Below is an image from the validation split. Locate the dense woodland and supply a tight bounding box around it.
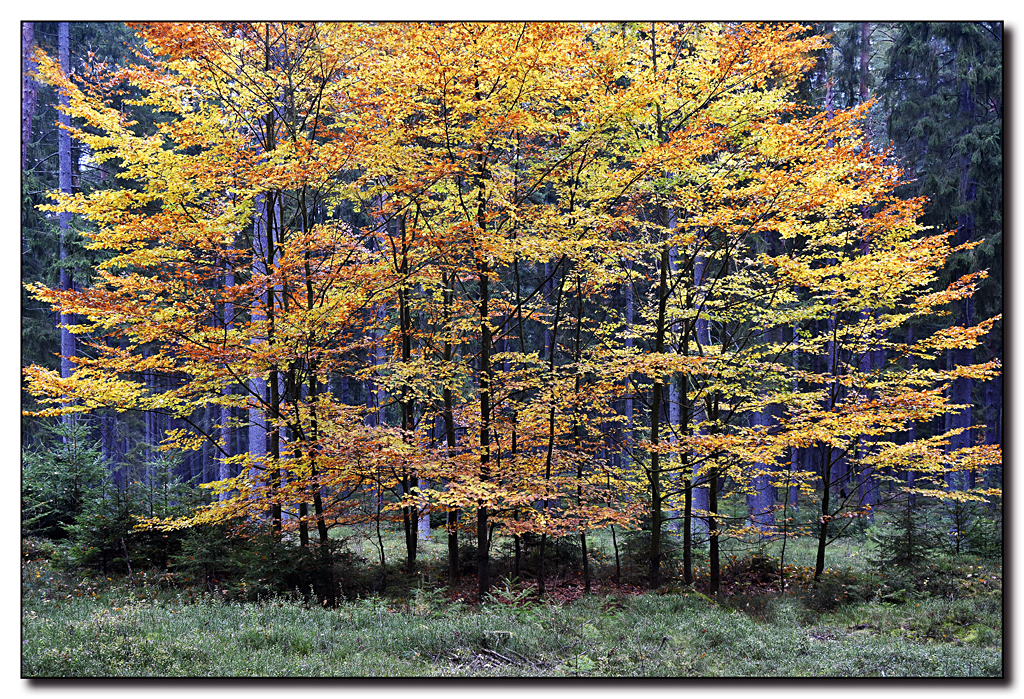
[22,22,1002,612]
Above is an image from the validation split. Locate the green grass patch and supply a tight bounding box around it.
[23,509,1002,678]
[23,558,1001,677]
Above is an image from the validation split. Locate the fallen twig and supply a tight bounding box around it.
[479,647,515,665]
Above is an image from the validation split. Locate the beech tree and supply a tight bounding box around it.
[26,24,386,584]
[24,21,1000,600]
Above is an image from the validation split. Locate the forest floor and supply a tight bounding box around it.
[21,531,1002,678]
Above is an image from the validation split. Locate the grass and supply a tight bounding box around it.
[22,525,1003,677]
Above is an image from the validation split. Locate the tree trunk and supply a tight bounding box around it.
[219,264,235,499]
[265,204,282,537]
[859,23,871,109]
[201,404,212,483]
[984,370,1001,497]
[538,262,568,598]
[682,476,693,585]
[398,218,418,571]
[418,478,431,541]
[476,254,492,599]
[441,271,461,583]
[22,22,37,170]
[573,270,590,594]
[789,325,801,511]
[249,195,269,518]
[746,406,776,537]
[665,242,681,535]
[648,241,670,590]
[58,23,75,386]
[690,244,711,538]
[647,31,671,590]
[814,443,834,581]
[947,298,974,492]
[365,303,387,427]
[707,462,720,594]
[623,265,634,469]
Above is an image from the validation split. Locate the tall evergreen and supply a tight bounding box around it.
[881,22,1002,489]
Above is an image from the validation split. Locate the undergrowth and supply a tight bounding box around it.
[22,545,1001,677]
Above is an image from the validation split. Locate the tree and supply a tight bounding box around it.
[22,418,107,540]
[880,22,1003,496]
[24,21,1001,600]
[57,22,76,389]
[22,22,38,170]
[27,24,386,585]
[22,22,165,476]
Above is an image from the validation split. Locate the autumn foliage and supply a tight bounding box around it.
[26,22,1000,597]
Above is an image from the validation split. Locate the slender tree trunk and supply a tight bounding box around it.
[623,266,634,469]
[397,215,418,572]
[648,241,670,590]
[303,249,334,601]
[665,243,681,535]
[813,297,845,580]
[708,460,720,594]
[647,32,671,590]
[538,262,568,598]
[443,388,460,582]
[537,252,556,599]
[948,303,974,492]
[99,411,114,484]
[477,257,492,599]
[859,23,871,108]
[789,325,801,510]
[984,369,1001,497]
[511,259,528,581]
[572,270,591,595]
[691,244,711,538]
[476,183,493,599]
[142,348,155,481]
[365,303,387,427]
[201,404,212,483]
[418,479,431,541]
[814,443,834,581]
[249,196,269,522]
[682,474,693,585]
[58,23,75,386]
[542,261,554,357]
[441,272,460,583]
[265,196,282,537]
[219,264,235,499]
[22,22,37,170]
[746,406,777,537]
[677,306,694,582]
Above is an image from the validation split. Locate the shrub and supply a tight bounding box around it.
[798,569,877,614]
[64,483,137,575]
[171,523,368,604]
[519,533,582,573]
[721,551,779,587]
[22,419,107,540]
[67,453,204,575]
[870,495,942,570]
[22,419,208,576]
[618,529,680,583]
[958,504,1002,559]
